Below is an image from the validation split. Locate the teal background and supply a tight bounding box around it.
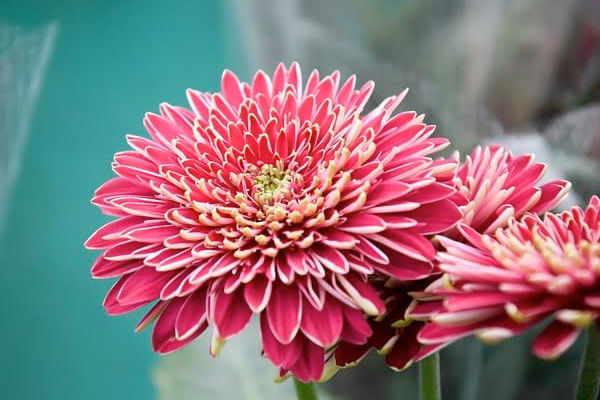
[0,2,228,399]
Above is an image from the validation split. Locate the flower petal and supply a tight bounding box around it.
[532,320,580,359]
[289,336,325,382]
[266,283,302,344]
[260,314,302,369]
[300,298,343,347]
[210,288,253,340]
[243,275,272,313]
[175,289,209,340]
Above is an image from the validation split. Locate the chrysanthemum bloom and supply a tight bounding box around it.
[419,196,600,360]
[447,145,570,237]
[335,145,570,370]
[85,63,461,382]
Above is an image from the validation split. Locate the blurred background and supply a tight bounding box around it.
[1,0,599,399]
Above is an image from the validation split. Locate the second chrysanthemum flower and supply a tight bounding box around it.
[420,196,600,360]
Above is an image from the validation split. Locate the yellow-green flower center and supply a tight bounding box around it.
[253,164,291,203]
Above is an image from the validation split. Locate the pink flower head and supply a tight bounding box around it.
[420,196,600,360]
[448,145,570,236]
[335,145,571,370]
[85,63,460,382]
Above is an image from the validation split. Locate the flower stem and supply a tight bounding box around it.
[294,379,319,400]
[576,324,600,400]
[419,352,442,400]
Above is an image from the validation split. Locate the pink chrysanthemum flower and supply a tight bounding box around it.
[85,63,460,382]
[447,145,570,236]
[419,196,600,360]
[335,145,571,370]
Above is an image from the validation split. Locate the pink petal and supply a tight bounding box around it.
[91,258,143,279]
[289,336,325,382]
[154,248,195,272]
[338,274,385,316]
[144,112,180,146]
[117,267,177,305]
[135,301,168,332]
[365,181,413,207]
[175,289,208,340]
[418,316,535,345]
[334,340,371,367]
[243,276,272,313]
[124,224,181,243]
[354,236,390,264]
[368,229,435,262]
[156,331,202,355]
[417,322,482,345]
[160,268,196,300]
[444,292,527,312]
[585,295,600,308]
[457,224,486,250]
[406,199,462,235]
[208,253,242,277]
[321,229,358,249]
[266,283,302,344]
[340,306,372,345]
[530,180,570,214]
[276,257,295,284]
[103,240,152,261]
[300,299,343,347]
[414,343,448,363]
[408,300,445,320]
[159,104,194,138]
[346,254,374,274]
[339,213,386,234]
[260,314,302,369]
[221,70,244,109]
[380,215,419,229]
[438,261,523,284]
[103,274,151,315]
[373,252,433,281]
[312,246,350,274]
[286,250,309,275]
[404,182,456,204]
[385,323,422,370]
[210,288,253,340]
[93,177,150,204]
[85,216,145,249]
[532,320,580,359]
[152,297,186,352]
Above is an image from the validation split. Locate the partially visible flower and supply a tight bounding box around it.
[335,145,571,370]
[447,145,570,237]
[85,63,460,382]
[420,196,600,360]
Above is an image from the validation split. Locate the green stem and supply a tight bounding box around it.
[576,325,600,400]
[294,379,319,400]
[419,352,442,400]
